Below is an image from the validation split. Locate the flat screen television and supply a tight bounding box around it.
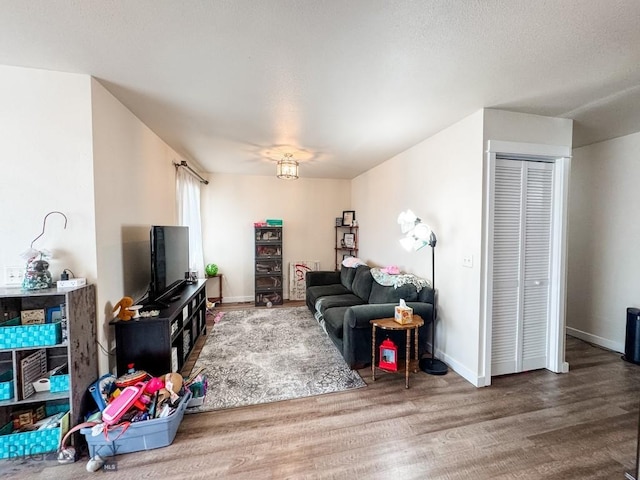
[148,225,190,306]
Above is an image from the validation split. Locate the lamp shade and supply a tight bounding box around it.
[398,209,436,251]
[397,209,418,233]
[276,153,299,180]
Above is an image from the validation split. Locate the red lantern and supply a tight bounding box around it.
[379,338,398,371]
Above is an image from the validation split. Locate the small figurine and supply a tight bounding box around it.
[113,297,135,321]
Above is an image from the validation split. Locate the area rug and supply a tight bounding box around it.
[187,306,366,412]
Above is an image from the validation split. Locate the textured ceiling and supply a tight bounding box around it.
[1,1,640,179]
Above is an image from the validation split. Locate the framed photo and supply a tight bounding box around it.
[46,306,62,324]
[335,217,342,227]
[20,309,45,325]
[342,210,355,226]
[343,233,356,248]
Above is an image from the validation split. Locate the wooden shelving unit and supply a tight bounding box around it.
[335,225,359,270]
[254,226,283,307]
[0,284,97,445]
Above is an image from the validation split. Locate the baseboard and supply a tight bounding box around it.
[437,348,484,387]
[438,330,608,388]
[218,295,304,304]
[566,327,624,354]
[221,295,256,304]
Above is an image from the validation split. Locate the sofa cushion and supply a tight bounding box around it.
[307,284,351,309]
[340,266,357,290]
[317,294,366,315]
[323,306,350,340]
[417,285,435,304]
[351,265,373,301]
[368,281,418,304]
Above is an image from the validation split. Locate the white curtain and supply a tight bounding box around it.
[176,166,205,278]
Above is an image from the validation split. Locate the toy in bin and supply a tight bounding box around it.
[88,373,117,411]
[102,382,146,425]
[185,367,208,407]
[116,363,149,387]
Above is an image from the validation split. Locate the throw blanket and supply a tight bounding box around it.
[370,267,431,292]
[342,256,367,268]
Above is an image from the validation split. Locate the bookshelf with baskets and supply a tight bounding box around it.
[0,284,97,459]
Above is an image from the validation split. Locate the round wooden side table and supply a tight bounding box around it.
[371,315,424,389]
[205,273,223,304]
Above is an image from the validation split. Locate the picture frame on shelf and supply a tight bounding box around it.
[20,309,45,325]
[342,210,355,226]
[46,306,62,324]
[343,233,356,248]
[335,217,342,227]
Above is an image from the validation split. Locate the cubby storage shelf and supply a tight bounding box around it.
[0,284,97,458]
[0,390,69,408]
[112,280,207,376]
[255,226,283,307]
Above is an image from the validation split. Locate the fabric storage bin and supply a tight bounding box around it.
[0,317,19,327]
[0,411,69,459]
[0,370,13,401]
[46,403,70,416]
[81,391,191,457]
[49,374,69,393]
[0,321,61,349]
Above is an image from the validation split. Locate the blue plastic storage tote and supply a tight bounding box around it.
[81,391,191,457]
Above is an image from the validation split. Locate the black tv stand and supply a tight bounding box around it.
[111,280,207,376]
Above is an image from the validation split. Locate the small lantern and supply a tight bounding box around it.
[379,338,398,371]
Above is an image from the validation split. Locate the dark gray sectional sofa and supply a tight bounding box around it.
[305,264,435,368]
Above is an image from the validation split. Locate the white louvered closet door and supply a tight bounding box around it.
[491,158,554,376]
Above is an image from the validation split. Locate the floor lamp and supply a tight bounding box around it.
[398,210,448,375]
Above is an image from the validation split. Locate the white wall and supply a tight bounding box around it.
[352,108,573,386]
[201,174,350,302]
[567,131,640,352]
[91,79,181,373]
[352,110,485,383]
[0,66,97,287]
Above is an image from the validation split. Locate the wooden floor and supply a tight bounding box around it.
[4,302,640,479]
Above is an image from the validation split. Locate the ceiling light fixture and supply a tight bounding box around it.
[276,153,299,180]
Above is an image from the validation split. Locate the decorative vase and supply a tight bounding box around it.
[23,259,53,290]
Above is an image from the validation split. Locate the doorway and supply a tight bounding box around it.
[482,140,571,385]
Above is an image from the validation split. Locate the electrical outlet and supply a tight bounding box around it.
[5,266,25,285]
[462,254,473,268]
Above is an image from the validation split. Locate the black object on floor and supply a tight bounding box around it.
[420,356,448,375]
[624,307,640,364]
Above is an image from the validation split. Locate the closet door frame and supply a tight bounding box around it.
[481,140,571,387]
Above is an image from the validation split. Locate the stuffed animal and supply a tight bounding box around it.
[157,372,183,404]
[113,296,135,321]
